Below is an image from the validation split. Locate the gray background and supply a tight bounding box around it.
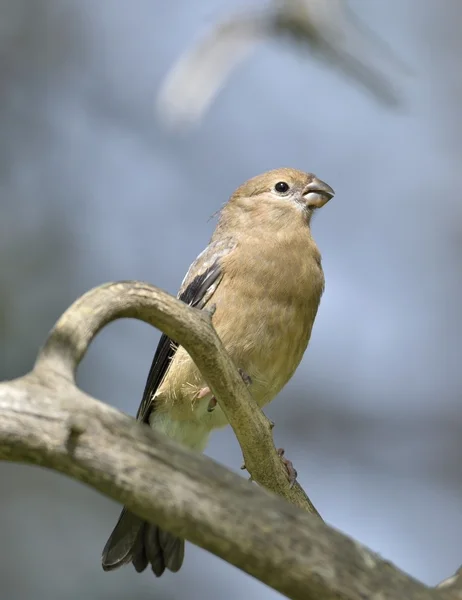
[1,1,461,599]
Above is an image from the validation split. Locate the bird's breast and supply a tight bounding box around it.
[153,228,324,431]
[214,232,324,407]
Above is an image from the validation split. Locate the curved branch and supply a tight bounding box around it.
[0,376,443,600]
[34,280,320,514]
[0,281,459,599]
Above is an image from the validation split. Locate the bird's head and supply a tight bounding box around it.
[240,167,334,207]
[226,168,334,228]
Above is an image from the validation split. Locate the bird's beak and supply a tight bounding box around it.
[302,178,335,209]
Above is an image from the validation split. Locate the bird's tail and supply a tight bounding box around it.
[101,507,185,577]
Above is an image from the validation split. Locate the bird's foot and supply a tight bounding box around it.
[195,386,216,412]
[204,368,252,413]
[241,448,297,487]
[277,448,298,488]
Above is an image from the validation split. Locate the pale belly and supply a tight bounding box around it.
[151,295,313,436]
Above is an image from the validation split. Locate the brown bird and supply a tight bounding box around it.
[101,167,334,577]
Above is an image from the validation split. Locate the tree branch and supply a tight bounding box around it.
[0,281,459,599]
[0,366,449,600]
[438,568,462,598]
[34,280,319,514]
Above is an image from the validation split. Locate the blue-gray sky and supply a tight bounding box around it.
[1,1,462,599]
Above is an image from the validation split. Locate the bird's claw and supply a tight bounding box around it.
[241,447,296,486]
[238,368,252,386]
[207,396,217,412]
[196,386,217,412]
[207,368,251,413]
[277,448,298,488]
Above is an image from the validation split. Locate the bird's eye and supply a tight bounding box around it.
[274,181,290,194]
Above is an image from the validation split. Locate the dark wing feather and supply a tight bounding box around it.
[135,334,177,422]
[102,237,236,576]
[136,237,235,423]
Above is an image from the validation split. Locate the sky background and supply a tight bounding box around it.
[1,1,462,599]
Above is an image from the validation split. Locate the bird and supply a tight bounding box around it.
[101,167,334,577]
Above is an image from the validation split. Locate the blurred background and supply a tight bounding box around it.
[1,0,461,598]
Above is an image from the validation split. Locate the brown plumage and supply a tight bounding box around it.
[101,167,334,577]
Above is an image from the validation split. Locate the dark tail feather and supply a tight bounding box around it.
[101,507,185,577]
[101,508,142,571]
[142,522,185,576]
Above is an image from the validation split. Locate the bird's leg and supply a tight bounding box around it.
[203,368,252,413]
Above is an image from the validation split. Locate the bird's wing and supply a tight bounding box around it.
[136,237,236,423]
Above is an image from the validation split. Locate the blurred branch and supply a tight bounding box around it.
[157,0,410,126]
[0,281,459,600]
[438,568,462,599]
